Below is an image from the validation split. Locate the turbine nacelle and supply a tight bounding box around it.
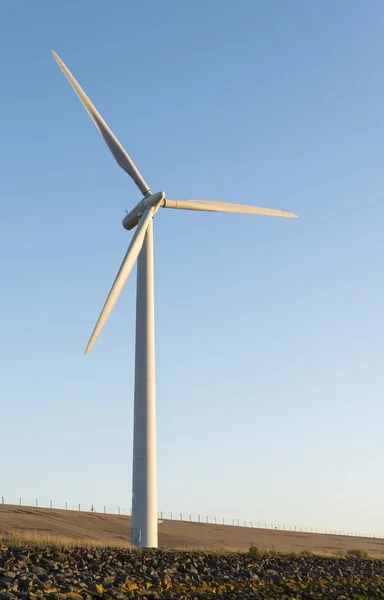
[122,191,165,230]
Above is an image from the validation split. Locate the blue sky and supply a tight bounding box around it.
[1,0,384,536]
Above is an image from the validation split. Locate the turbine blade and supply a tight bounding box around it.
[52,50,151,196]
[163,199,297,219]
[85,208,153,355]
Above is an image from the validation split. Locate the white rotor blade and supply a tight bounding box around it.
[85,208,153,355]
[52,50,150,196]
[163,199,297,218]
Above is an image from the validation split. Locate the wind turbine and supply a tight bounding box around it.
[52,50,297,549]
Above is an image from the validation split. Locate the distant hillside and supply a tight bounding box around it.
[1,504,384,555]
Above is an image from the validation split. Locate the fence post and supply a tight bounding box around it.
[118,507,120,515]
[50,500,52,509]
[180,513,182,521]
[19,497,21,506]
[65,502,67,510]
[78,503,81,512]
[206,516,208,524]
[1,496,3,504]
[215,517,217,525]
[189,514,191,522]
[170,512,172,520]
[223,517,224,525]
[198,515,201,523]
[36,499,38,507]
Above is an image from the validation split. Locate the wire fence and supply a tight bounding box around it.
[1,496,383,540]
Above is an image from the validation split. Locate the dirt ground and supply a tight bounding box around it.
[1,504,384,556]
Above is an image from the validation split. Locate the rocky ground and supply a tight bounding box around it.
[1,543,384,599]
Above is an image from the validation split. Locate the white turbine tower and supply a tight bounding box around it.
[52,50,297,549]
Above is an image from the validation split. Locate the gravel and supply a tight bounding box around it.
[0,543,384,599]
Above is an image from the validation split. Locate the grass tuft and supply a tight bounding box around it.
[248,544,281,558]
[346,548,370,559]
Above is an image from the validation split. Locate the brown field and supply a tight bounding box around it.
[1,504,384,556]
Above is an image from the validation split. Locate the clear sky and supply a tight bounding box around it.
[1,0,384,536]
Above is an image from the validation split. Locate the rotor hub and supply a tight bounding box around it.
[122,192,165,230]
